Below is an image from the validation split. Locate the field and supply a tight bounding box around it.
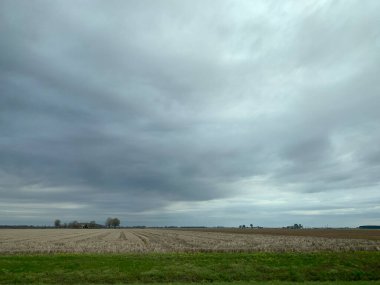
[1,228,380,254]
[1,228,380,284]
[188,228,380,240]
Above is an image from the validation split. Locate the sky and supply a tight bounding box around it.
[1,0,380,227]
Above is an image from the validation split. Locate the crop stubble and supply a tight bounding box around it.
[0,228,379,254]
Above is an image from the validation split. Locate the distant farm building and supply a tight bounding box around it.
[77,222,104,229]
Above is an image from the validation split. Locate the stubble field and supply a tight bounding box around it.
[188,227,380,240]
[1,228,379,254]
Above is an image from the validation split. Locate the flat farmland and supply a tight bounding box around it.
[187,227,380,240]
[1,228,379,254]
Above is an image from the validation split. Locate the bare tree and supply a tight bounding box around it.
[105,217,113,228]
[111,218,120,228]
[105,217,120,228]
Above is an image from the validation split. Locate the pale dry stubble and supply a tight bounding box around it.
[0,228,379,254]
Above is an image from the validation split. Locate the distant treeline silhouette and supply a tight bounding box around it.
[54,218,120,229]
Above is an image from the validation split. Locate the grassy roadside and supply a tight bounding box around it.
[0,252,379,284]
[117,283,380,285]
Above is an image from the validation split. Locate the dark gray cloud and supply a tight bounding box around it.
[1,0,380,227]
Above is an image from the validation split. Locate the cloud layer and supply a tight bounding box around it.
[1,0,380,227]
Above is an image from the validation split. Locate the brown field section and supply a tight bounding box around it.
[183,228,380,241]
[0,228,379,254]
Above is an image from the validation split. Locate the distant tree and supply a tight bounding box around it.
[293,223,303,229]
[54,219,61,228]
[105,217,121,228]
[250,224,253,228]
[111,218,120,228]
[105,217,113,228]
[89,221,96,228]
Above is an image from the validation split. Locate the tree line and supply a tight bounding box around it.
[54,217,120,229]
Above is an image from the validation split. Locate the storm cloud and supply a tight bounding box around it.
[1,0,380,227]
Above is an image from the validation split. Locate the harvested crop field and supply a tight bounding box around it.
[1,228,379,254]
[187,228,380,240]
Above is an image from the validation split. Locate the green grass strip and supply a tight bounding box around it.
[0,252,379,284]
[123,283,380,285]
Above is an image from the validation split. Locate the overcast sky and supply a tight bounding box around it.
[1,0,380,227]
